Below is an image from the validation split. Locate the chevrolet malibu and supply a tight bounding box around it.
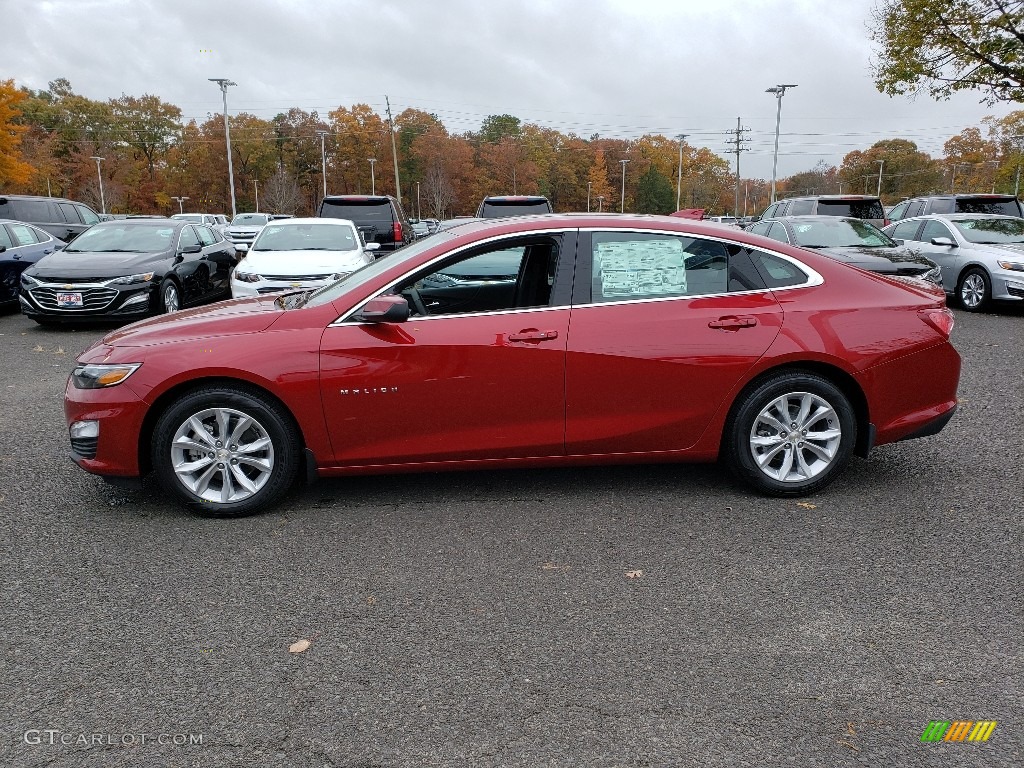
[65,214,961,517]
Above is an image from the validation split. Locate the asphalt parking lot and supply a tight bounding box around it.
[1,303,1020,768]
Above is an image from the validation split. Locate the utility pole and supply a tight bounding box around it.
[675,134,689,211]
[619,159,629,213]
[368,158,377,195]
[725,119,750,217]
[384,96,401,203]
[876,159,885,197]
[316,130,329,199]
[89,156,106,214]
[209,79,237,218]
[587,181,592,213]
[253,179,259,212]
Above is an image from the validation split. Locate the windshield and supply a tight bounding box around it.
[479,200,552,217]
[788,218,895,248]
[231,214,270,226]
[251,222,359,252]
[952,218,1024,244]
[171,214,203,223]
[303,232,455,308]
[63,224,175,253]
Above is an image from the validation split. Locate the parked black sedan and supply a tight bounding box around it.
[1,219,64,308]
[19,219,237,325]
[747,215,942,284]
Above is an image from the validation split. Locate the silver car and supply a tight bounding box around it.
[883,214,1024,312]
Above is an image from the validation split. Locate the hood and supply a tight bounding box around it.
[101,295,283,348]
[27,249,166,278]
[812,245,936,271]
[238,249,369,275]
[984,242,1024,256]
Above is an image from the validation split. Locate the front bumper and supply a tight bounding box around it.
[64,376,148,477]
[20,280,157,321]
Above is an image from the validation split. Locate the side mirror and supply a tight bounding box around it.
[893,239,905,246]
[355,294,409,323]
[364,242,381,252]
[930,237,956,247]
[180,243,203,254]
[235,243,249,253]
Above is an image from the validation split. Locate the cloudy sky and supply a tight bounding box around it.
[6,0,1015,180]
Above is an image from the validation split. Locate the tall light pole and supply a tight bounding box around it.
[875,159,885,197]
[619,158,629,213]
[950,163,963,193]
[368,158,377,195]
[416,181,421,219]
[89,156,106,214]
[253,179,259,213]
[766,84,797,204]
[675,133,689,210]
[587,181,592,213]
[171,196,189,214]
[596,195,605,213]
[209,78,237,218]
[1011,135,1024,197]
[316,130,329,198]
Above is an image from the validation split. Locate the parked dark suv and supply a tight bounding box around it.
[317,195,412,253]
[887,194,1023,223]
[476,195,553,217]
[756,195,886,227]
[0,194,102,242]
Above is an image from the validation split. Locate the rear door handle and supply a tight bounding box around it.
[507,329,559,342]
[708,315,757,330]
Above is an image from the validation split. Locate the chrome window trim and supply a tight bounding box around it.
[329,226,823,326]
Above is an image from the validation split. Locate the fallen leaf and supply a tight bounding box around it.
[54,346,65,355]
[541,562,570,571]
[288,639,311,654]
[366,595,377,605]
[33,345,45,352]
[625,569,644,579]
[847,722,856,736]
[796,502,817,509]
[837,739,859,752]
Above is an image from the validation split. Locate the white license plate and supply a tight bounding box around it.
[56,292,84,307]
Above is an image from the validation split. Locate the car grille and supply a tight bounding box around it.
[262,274,332,281]
[70,436,98,459]
[29,286,118,310]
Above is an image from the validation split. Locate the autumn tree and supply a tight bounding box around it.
[260,167,303,214]
[587,148,614,211]
[839,139,943,201]
[108,94,182,179]
[944,127,1000,192]
[870,0,1024,104]
[0,79,34,185]
[784,161,840,196]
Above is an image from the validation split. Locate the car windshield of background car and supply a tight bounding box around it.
[481,202,551,216]
[321,201,392,222]
[172,214,203,223]
[303,231,456,309]
[953,218,1024,244]
[63,224,174,253]
[791,219,894,248]
[252,223,359,252]
[231,214,269,225]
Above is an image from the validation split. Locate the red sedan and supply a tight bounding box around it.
[65,215,960,516]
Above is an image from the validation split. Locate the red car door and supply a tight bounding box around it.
[319,234,572,466]
[565,230,783,455]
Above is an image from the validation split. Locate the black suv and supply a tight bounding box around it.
[0,194,102,242]
[317,195,412,253]
[476,196,553,217]
[756,195,886,227]
[887,194,1023,223]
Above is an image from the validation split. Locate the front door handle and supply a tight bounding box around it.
[507,329,559,343]
[708,315,757,330]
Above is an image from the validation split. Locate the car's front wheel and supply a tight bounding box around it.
[957,267,990,312]
[159,279,180,313]
[151,386,301,517]
[725,372,856,496]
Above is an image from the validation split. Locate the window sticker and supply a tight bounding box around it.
[595,239,687,298]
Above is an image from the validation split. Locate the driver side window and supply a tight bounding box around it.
[397,237,560,317]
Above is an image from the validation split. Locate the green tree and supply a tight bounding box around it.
[478,114,521,143]
[635,166,675,214]
[870,0,1024,104]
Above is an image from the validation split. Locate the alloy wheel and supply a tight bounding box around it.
[748,392,842,483]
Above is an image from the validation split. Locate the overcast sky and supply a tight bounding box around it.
[6,0,1015,180]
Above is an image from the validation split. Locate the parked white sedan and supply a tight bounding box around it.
[230,218,378,298]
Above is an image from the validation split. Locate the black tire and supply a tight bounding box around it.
[724,371,856,496]
[159,279,180,313]
[956,267,990,312]
[151,385,302,517]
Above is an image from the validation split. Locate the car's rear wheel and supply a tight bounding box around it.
[151,386,301,517]
[725,372,856,496]
[159,279,180,313]
[957,267,990,312]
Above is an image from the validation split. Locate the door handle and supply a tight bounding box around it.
[708,315,757,330]
[507,329,559,342]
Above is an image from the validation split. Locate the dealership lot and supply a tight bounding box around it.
[1,305,1020,766]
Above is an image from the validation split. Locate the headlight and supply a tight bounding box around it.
[21,273,39,287]
[234,271,262,283]
[71,363,142,389]
[109,272,155,285]
[996,260,1024,272]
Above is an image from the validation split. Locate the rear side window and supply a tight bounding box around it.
[59,203,82,224]
[320,200,394,222]
[764,222,790,243]
[748,250,809,288]
[12,199,51,222]
[8,223,41,245]
[0,226,15,249]
[196,226,217,246]
[926,199,954,214]
[906,200,927,218]
[815,200,885,219]
[955,197,1023,216]
[921,220,954,242]
[788,200,815,215]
